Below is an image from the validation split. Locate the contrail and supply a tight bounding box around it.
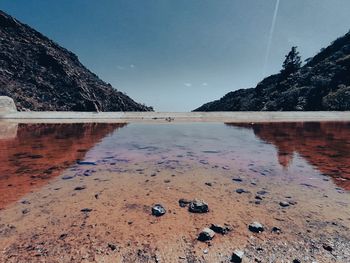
[263,0,280,77]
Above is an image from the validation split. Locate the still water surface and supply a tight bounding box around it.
[0,122,349,262]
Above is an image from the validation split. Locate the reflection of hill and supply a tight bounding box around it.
[226,122,350,190]
[0,123,126,208]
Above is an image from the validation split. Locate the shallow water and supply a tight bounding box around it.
[0,122,349,262]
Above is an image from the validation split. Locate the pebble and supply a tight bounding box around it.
[22,208,30,214]
[62,175,74,180]
[231,250,244,263]
[188,199,209,213]
[257,190,268,195]
[198,228,215,242]
[77,161,96,165]
[178,198,192,208]
[152,204,166,217]
[279,201,290,207]
[81,208,92,213]
[232,177,243,182]
[271,226,282,234]
[108,243,117,251]
[210,224,232,235]
[74,186,86,191]
[248,222,264,233]
[236,188,248,194]
[323,243,333,252]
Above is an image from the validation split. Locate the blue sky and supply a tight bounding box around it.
[1,0,350,111]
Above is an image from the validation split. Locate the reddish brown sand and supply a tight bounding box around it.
[0,122,349,262]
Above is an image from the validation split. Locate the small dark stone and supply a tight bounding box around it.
[256,190,268,195]
[74,186,86,191]
[248,222,264,233]
[279,201,290,207]
[188,200,209,213]
[323,244,333,252]
[198,228,215,242]
[20,199,30,204]
[108,243,117,251]
[232,178,243,182]
[152,204,166,217]
[77,161,96,165]
[255,195,263,200]
[62,175,74,180]
[231,250,244,263]
[271,226,282,234]
[235,188,248,194]
[210,224,232,235]
[293,259,301,263]
[205,182,212,186]
[178,198,192,208]
[22,208,30,214]
[81,208,92,213]
[59,233,68,240]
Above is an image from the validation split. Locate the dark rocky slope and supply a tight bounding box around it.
[0,10,152,111]
[194,31,350,111]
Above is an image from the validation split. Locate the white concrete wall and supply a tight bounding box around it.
[1,111,350,123]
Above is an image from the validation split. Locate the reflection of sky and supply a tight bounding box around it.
[84,123,320,182]
[2,1,350,111]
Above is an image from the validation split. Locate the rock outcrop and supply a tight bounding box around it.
[0,10,152,111]
[194,31,350,111]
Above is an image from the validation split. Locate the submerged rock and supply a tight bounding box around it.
[271,226,282,234]
[248,222,264,233]
[198,228,215,242]
[81,208,92,213]
[279,201,290,207]
[231,250,244,263]
[210,224,232,235]
[152,204,166,217]
[74,186,86,191]
[188,200,209,213]
[232,177,243,182]
[236,188,248,194]
[179,198,192,208]
[62,175,74,180]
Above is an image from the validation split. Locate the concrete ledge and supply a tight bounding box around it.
[1,111,350,123]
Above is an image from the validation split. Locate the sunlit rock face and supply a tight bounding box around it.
[226,122,350,190]
[0,123,126,208]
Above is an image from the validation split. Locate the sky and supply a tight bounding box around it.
[1,0,350,111]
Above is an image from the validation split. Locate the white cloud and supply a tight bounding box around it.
[117,65,125,70]
[130,64,135,68]
[184,83,192,87]
[202,82,208,86]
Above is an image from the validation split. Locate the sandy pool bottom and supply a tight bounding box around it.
[0,158,349,263]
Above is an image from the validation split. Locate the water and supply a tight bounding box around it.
[0,122,349,262]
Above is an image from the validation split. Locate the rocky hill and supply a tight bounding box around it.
[0,10,152,111]
[194,31,350,111]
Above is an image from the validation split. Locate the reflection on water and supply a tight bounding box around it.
[0,122,349,262]
[0,123,126,208]
[0,121,349,209]
[226,122,350,190]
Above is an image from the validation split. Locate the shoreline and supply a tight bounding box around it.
[1,111,350,123]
